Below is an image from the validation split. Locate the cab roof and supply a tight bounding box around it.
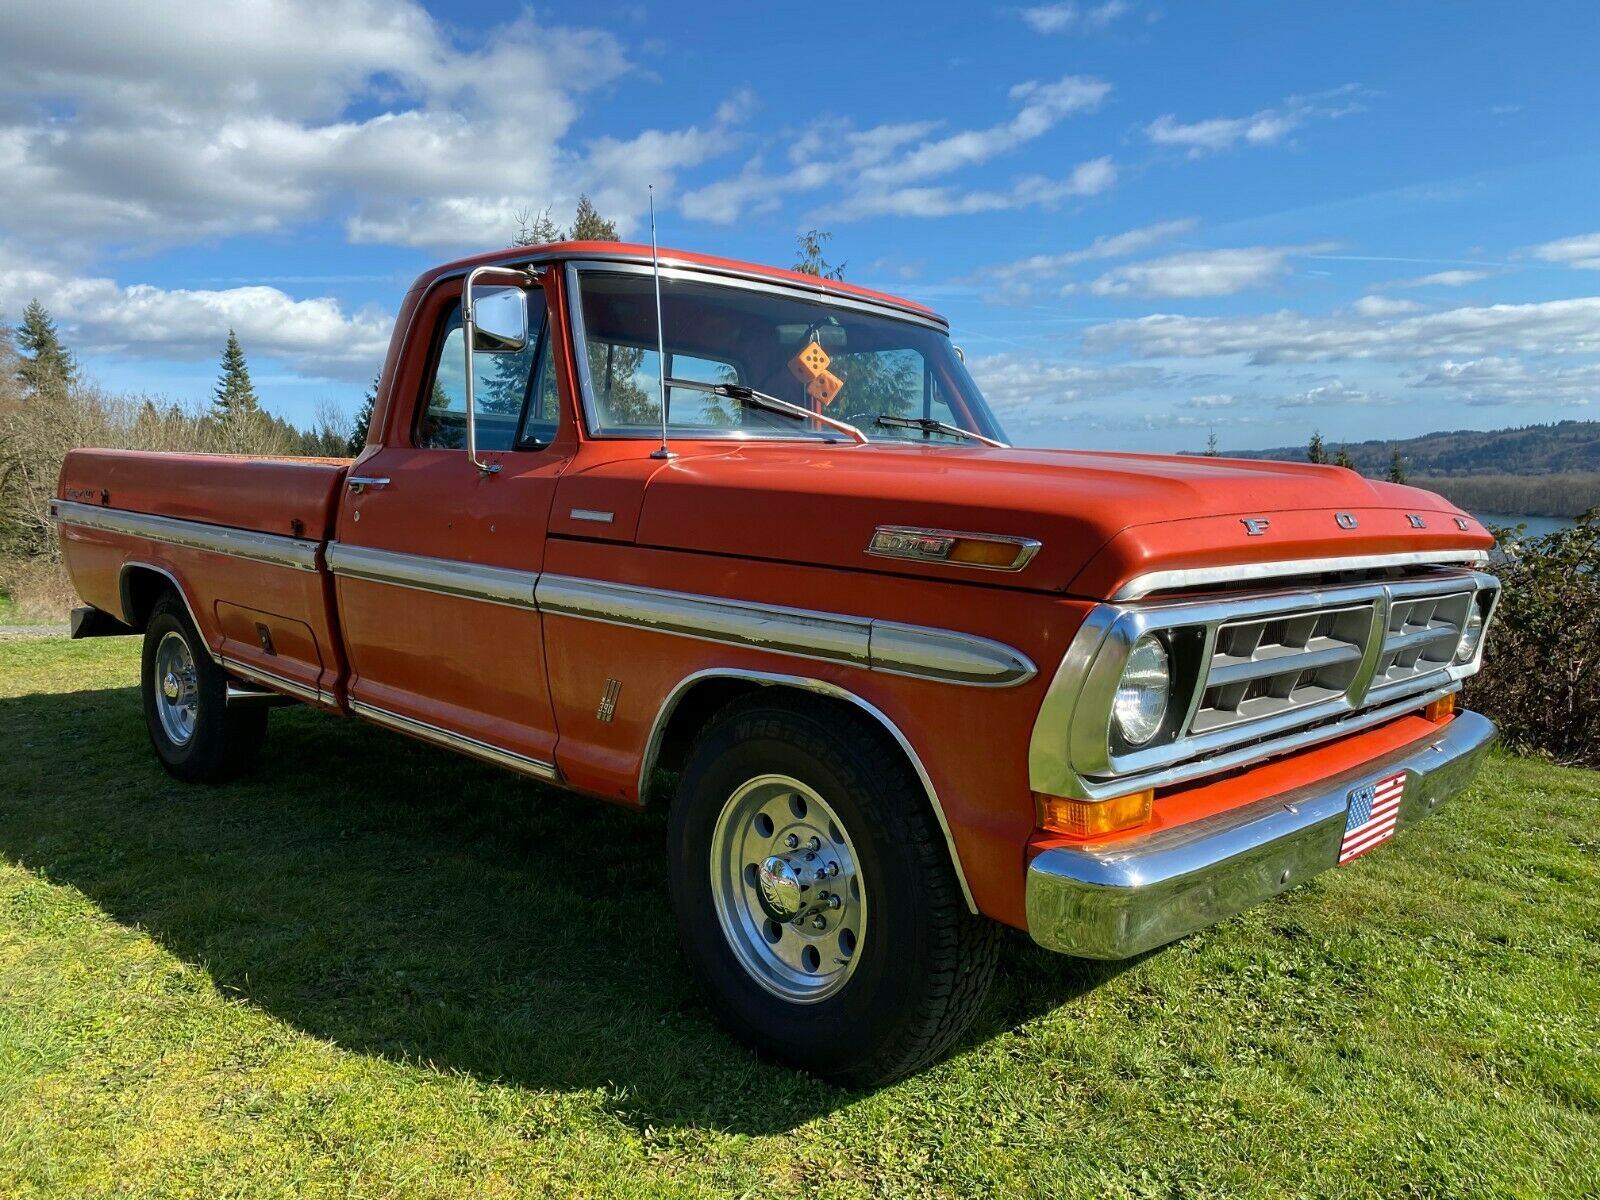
[414,240,946,328]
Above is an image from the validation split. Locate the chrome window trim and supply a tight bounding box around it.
[563,260,950,444]
[53,499,321,572]
[640,667,977,912]
[326,542,538,609]
[1031,568,1500,800]
[1112,549,1490,601]
[350,699,561,782]
[536,573,1036,688]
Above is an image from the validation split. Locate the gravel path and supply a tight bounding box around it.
[0,624,70,639]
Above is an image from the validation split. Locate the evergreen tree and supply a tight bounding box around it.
[1204,431,1220,457]
[348,374,379,455]
[1307,429,1328,464]
[569,194,619,241]
[1334,446,1356,470]
[16,299,77,396]
[794,230,846,280]
[212,329,260,417]
[1388,447,1407,484]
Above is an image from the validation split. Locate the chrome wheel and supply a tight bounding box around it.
[153,630,199,746]
[709,774,866,1003]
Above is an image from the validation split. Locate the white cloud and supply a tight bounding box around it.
[1390,269,1490,288]
[0,0,742,251]
[1018,1,1132,34]
[965,352,1166,419]
[818,158,1115,222]
[0,244,390,380]
[1271,378,1393,409]
[1084,296,1600,363]
[1411,357,1600,406]
[1145,88,1360,157]
[1084,243,1338,298]
[681,75,1112,225]
[988,218,1198,283]
[1351,294,1425,317]
[1181,393,1239,409]
[1531,231,1600,270]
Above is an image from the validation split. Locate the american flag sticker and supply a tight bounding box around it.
[1339,771,1408,864]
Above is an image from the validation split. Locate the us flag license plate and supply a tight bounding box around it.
[1338,770,1408,864]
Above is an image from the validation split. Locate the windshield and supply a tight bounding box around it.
[570,267,1006,444]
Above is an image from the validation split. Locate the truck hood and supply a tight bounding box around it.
[623,443,1493,599]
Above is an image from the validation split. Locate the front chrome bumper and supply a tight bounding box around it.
[1025,711,1497,959]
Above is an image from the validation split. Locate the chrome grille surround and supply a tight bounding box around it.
[1028,568,1500,802]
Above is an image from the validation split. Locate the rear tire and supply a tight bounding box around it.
[667,692,998,1088]
[141,593,265,783]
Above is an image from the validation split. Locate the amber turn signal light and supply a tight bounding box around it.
[1035,789,1154,838]
[1423,693,1456,722]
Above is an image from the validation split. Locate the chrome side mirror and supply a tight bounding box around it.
[462,266,534,475]
[469,287,528,352]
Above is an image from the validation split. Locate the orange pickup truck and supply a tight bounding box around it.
[53,240,1500,1085]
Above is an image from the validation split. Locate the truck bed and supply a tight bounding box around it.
[55,449,351,705]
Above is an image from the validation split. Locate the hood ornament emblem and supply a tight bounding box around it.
[1335,512,1359,529]
[1240,517,1271,536]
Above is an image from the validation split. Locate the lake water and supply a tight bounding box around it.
[1473,512,1576,538]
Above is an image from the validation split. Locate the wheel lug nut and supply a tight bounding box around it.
[826,862,839,877]
[785,833,800,849]
[828,895,841,910]
[811,915,827,931]
[807,836,822,852]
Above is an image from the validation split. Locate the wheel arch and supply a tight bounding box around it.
[118,562,217,660]
[641,668,978,913]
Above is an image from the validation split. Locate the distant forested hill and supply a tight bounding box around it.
[1221,420,1600,476]
[1197,421,1600,517]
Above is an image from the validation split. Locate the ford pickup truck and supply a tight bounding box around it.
[52,240,1500,1086]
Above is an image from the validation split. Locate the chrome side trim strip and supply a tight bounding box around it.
[536,574,1036,687]
[220,656,328,706]
[350,699,561,782]
[52,499,320,572]
[326,543,538,609]
[640,668,978,912]
[538,574,867,663]
[1112,550,1490,601]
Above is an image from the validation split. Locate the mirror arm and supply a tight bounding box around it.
[462,264,535,476]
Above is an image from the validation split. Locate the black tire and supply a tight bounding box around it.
[141,592,266,783]
[667,691,999,1088]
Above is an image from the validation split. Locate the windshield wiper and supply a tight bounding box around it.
[874,413,1008,448]
[664,378,868,444]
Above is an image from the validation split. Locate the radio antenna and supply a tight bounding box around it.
[648,185,674,460]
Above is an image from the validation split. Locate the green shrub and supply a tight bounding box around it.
[1465,509,1600,766]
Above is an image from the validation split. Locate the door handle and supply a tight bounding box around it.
[347,476,390,494]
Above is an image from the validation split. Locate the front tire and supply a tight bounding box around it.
[667,692,998,1087]
[141,592,265,783]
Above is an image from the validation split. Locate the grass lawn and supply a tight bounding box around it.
[1,637,1596,1198]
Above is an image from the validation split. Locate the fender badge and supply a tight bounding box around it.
[1454,516,1471,531]
[1335,512,1359,530]
[1241,517,1271,536]
[1407,514,1426,529]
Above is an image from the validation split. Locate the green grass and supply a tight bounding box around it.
[1,637,1596,1198]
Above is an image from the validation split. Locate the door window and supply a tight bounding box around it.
[417,289,553,450]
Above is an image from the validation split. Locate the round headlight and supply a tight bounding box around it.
[1455,605,1485,662]
[1113,634,1171,747]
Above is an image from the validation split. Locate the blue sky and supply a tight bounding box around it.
[2,0,1597,452]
